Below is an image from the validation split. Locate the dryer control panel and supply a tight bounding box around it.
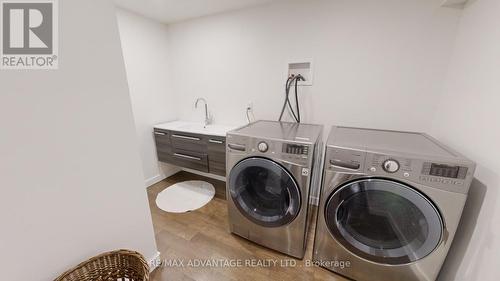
[363,153,474,194]
[421,162,468,179]
[326,146,474,194]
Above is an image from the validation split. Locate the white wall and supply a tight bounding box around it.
[116,9,180,186]
[0,1,158,280]
[166,0,462,133]
[432,0,500,280]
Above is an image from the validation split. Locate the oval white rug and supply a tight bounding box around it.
[155,180,216,213]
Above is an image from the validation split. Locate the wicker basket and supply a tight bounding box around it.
[54,249,149,281]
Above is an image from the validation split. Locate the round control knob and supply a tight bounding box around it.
[383,159,400,173]
[258,142,269,152]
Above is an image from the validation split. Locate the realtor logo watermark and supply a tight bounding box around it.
[1,0,58,69]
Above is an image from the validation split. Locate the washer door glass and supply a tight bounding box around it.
[229,157,301,227]
[325,178,443,265]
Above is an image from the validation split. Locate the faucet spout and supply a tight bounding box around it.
[195,98,211,127]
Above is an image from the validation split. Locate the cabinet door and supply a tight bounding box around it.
[154,129,172,162]
[207,136,226,176]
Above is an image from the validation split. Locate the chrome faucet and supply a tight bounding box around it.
[195,98,211,127]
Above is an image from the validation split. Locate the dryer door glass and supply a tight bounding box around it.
[229,157,301,227]
[325,178,443,265]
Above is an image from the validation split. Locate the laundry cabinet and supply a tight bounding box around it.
[153,128,227,176]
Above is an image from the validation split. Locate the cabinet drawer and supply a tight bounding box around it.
[154,129,226,175]
[170,131,207,153]
[171,149,208,173]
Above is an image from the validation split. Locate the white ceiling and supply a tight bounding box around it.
[113,0,282,24]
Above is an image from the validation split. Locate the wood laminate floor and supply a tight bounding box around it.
[148,171,348,281]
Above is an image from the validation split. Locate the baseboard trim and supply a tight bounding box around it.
[148,251,161,273]
[144,174,167,187]
[145,165,181,187]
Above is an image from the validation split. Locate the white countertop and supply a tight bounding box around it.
[154,120,244,137]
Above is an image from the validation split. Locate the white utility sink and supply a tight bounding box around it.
[154,120,244,137]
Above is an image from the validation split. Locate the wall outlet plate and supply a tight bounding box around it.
[287,60,313,86]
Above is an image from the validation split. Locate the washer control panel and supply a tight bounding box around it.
[227,135,312,166]
[257,141,269,152]
[281,143,311,164]
[238,138,311,166]
[282,143,309,156]
[382,159,400,173]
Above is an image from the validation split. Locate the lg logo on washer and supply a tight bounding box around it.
[1,0,58,69]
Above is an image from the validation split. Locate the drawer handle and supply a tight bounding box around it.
[228,143,245,151]
[209,139,224,144]
[173,153,202,161]
[172,134,201,141]
[154,132,167,136]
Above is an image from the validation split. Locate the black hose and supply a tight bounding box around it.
[279,75,303,123]
[294,76,301,123]
[287,77,299,122]
[279,76,298,122]
[286,87,299,122]
[278,76,293,121]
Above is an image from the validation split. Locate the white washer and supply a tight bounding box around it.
[313,126,476,281]
[226,120,323,259]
